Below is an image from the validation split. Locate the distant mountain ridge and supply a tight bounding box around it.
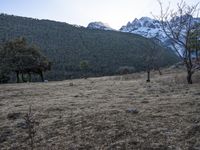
[88,16,200,52]
[120,16,200,41]
[0,14,178,81]
[120,17,166,41]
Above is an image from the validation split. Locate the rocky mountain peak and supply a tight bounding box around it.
[87,22,114,31]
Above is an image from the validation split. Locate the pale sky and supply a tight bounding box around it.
[0,0,199,29]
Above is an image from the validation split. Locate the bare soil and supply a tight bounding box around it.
[0,69,200,150]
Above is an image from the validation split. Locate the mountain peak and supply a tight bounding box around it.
[120,17,164,39]
[120,15,200,53]
[140,17,153,21]
[87,21,114,31]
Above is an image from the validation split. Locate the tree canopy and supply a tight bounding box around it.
[0,37,51,83]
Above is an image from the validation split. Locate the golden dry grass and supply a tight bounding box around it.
[0,69,200,150]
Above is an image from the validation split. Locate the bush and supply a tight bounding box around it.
[117,66,136,75]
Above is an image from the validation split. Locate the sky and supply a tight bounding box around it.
[0,0,199,29]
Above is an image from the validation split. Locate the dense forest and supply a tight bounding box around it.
[0,14,179,81]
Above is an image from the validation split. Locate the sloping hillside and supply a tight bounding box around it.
[0,69,200,149]
[0,14,178,81]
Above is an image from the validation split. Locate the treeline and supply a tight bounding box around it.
[0,14,179,82]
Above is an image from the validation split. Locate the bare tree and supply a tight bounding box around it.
[155,0,200,84]
[144,40,162,82]
[23,105,37,150]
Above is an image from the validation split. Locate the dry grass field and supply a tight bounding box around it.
[0,68,200,150]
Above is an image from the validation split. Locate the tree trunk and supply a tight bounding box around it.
[40,71,44,82]
[196,50,198,61]
[184,50,193,84]
[187,70,193,84]
[158,68,162,75]
[28,72,32,82]
[16,71,20,83]
[146,70,150,82]
[22,73,27,82]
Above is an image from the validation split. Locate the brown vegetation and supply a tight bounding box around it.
[0,68,200,149]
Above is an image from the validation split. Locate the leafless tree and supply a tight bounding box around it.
[155,0,200,84]
[144,40,162,82]
[23,105,37,150]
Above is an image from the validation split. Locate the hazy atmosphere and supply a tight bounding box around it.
[1,0,199,29]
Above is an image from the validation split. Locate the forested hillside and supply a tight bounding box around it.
[0,14,179,81]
